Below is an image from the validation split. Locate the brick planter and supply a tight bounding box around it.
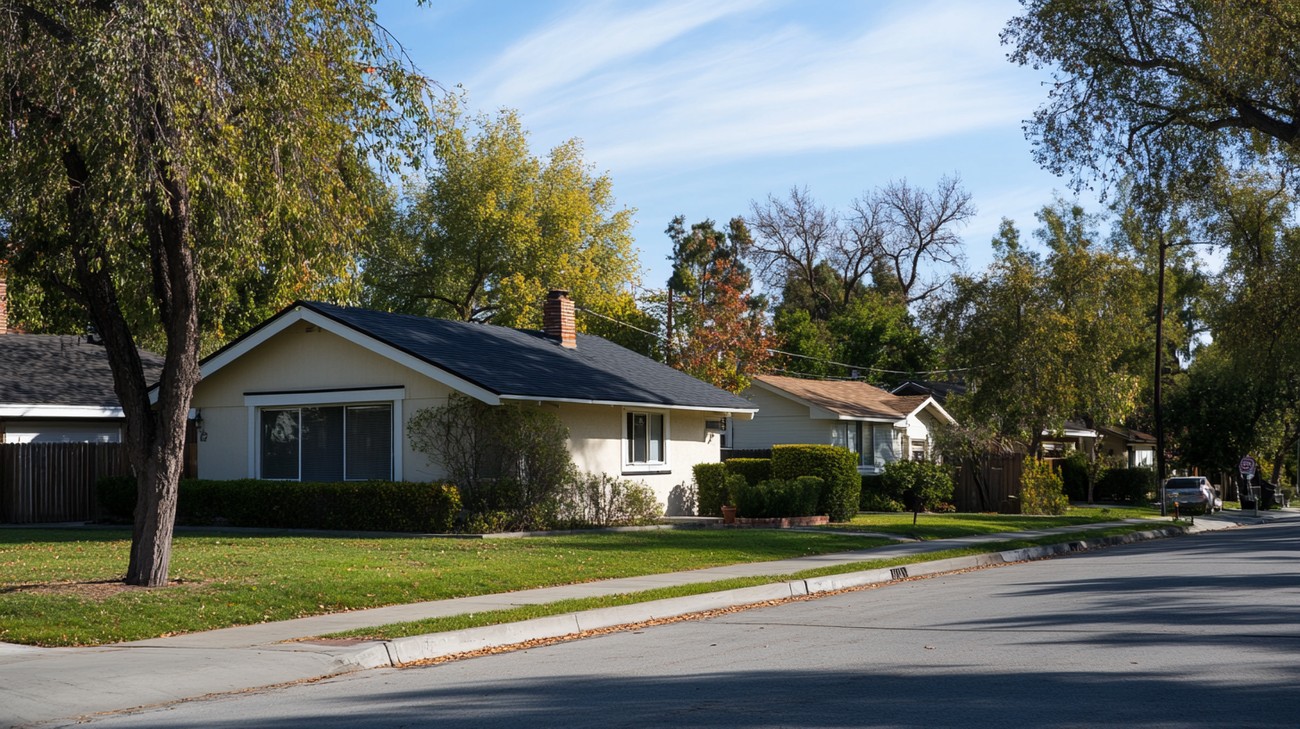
[733,515,829,528]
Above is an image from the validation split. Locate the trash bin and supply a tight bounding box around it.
[1261,481,1277,510]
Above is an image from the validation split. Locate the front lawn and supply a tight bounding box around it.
[0,527,883,646]
[828,505,1163,539]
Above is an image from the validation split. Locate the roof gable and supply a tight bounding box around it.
[753,374,946,421]
[199,302,756,414]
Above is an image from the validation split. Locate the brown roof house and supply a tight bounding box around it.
[730,374,956,474]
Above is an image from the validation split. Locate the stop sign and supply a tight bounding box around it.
[1239,456,1257,477]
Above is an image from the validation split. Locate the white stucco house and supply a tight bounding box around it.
[184,291,756,512]
[0,332,163,444]
[728,374,956,474]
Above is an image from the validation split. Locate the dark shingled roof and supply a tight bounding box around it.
[266,302,753,411]
[0,334,164,408]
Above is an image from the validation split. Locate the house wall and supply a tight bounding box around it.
[729,387,837,449]
[192,322,457,482]
[559,403,720,514]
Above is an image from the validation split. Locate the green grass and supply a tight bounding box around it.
[0,528,885,647]
[823,505,1163,539]
[322,523,1162,641]
[0,510,1168,647]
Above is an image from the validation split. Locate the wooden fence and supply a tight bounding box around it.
[953,452,1025,513]
[0,443,129,523]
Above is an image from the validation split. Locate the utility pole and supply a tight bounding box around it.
[1155,236,1168,515]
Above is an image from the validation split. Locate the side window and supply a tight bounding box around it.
[625,411,666,469]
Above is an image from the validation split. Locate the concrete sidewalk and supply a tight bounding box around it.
[3,510,1293,728]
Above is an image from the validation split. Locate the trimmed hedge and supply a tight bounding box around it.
[771,444,860,522]
[1058,452,1090,501]
[694,462,730,517]
[97,477,461,533]
[725,458,772,486]
[1096,467,1155,504]
[734,477,823,518]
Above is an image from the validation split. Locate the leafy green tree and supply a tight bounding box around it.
[933,204,1146,453]
[1004,1,1300,188]
[0,1,432,586]
[1172,174,1300,482]
[362,94,639,330]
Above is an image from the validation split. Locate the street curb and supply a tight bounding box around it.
[347,522,1202,668]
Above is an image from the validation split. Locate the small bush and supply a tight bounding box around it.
[96,477,461,532]
[694,462,730,517]
[1059,451,1090,501]
[859,491,905,512]
[880,460,955,513]
[1020,457,1069,515]
[725,458,772,486]
[1096,467,1155,504]
[733,476,823,518]
[771,444,860,522]
[556,473,663,527]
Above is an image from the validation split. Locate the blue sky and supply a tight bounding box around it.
[375,0,1092,291]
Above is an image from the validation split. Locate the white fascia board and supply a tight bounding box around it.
[0,404,125,419]
[199,306,501,406]
[907,397,957,425]
[496,394,757,419]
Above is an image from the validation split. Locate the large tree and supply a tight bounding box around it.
[1004,0,1300,188]
[361,94,639,330]
[932,203,1147,453]
[0,1,432,586]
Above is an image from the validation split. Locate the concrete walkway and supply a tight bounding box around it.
[3,510,1295,728]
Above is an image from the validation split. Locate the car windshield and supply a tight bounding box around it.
[1165,479,1204,489]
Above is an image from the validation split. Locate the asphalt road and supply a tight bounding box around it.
[78,521,1300,729]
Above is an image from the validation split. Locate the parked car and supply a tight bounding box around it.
[1162,476,1220,514]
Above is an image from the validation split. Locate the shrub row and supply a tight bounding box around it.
[1096,467,1155,504]
[733,477,823,518]
[97,477,461,533]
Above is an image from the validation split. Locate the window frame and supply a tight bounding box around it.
[244,387,404,481]
[622,408,670,474]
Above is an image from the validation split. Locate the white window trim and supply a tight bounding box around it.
[244,388,404,479]
[622,408,670,474]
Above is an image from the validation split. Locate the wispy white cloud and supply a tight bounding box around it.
[467,0,1036,172]
[472,0,769,109]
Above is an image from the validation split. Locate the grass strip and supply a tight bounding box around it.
[321,523,1163,641]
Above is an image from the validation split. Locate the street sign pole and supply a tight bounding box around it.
[1239,456,1258,515]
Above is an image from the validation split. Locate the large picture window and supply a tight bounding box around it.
[260,404,392,481]
[625,411,666,469]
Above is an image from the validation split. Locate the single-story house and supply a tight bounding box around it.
[185,291,756,512]
[728,374,956,474]
[1097,425,1156,468]
[1039,420,1099,458]
[0,329,163,444]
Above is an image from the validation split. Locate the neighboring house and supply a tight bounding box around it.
[185,291,756,511]
[1039,420,1099,458]
[0,330,164,444]
[890,379,967,405]
[729,374,956,474]
[1097,425,1156,468]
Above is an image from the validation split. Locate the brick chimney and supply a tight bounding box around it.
[0,276,7,335]
[543,289,576,348]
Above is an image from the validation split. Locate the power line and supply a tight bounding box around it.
[576,304,986,378]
